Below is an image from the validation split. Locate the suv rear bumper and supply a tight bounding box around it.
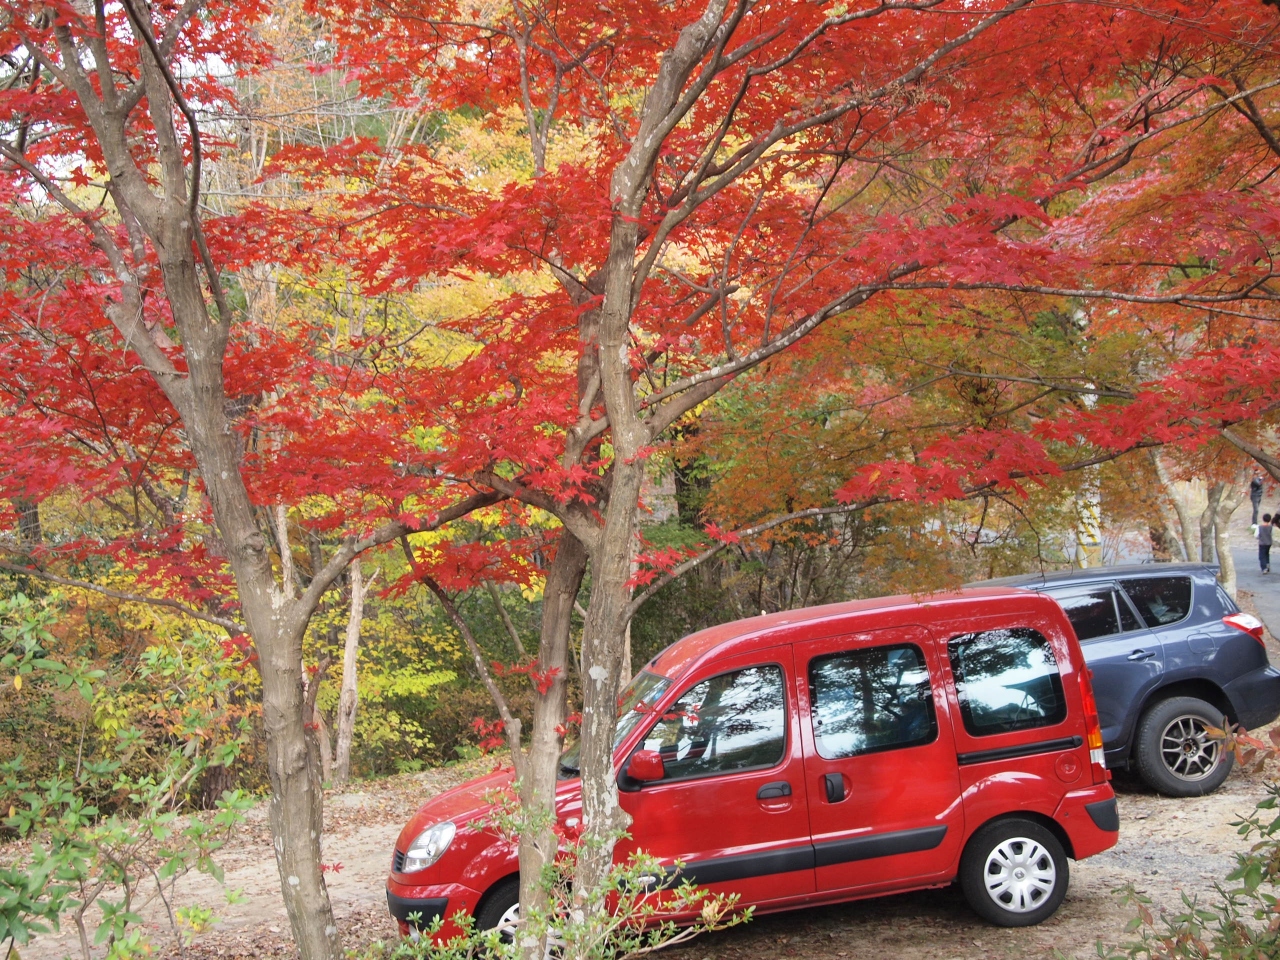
[1224,664,1280,731]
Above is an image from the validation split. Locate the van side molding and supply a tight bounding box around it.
[813,825,949,867]
[957,736,1083,766]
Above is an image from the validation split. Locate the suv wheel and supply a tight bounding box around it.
[1135,696,1233,797]
[959,818,1068,926]
[474,876,521,939]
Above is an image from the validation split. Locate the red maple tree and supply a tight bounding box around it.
[3,0,1280,957]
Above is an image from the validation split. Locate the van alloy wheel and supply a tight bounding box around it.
[495,901,521,940]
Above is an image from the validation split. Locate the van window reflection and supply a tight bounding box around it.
[640,665,785,781]
[948,628,1066,737]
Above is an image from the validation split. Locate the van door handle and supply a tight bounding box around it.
[1127,649,1156,661]
[824,773,846,803]
[757,781,791,800]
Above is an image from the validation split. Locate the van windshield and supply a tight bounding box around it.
[558,670,672,779]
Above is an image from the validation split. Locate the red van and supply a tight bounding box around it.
[386,588,1119,937]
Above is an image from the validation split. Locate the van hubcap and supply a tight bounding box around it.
[1160,715,1220,781]
[984,838,1056,913]
[496,902,521,939]
[494,901,561,958]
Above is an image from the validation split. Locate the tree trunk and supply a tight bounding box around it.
[333,561,369,785]
[1153,453,1200,561]
[11,498,41,548]
[516,534,587,960]
[1214,469,1250,599]
[1201,482,1224,565]
[574,462,645,917]
[314,707,334,784]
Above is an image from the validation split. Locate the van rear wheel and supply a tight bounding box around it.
[959,818,1068,926]
[1134,696,1232,797]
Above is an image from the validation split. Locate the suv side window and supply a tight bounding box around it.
[641,665,785,781]
[1051,586,1142,640]
[1121,577,1192,627]
[809,644,937,760]
[947,628,1067,737]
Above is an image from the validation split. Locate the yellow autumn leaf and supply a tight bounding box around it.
[13,674,20,691]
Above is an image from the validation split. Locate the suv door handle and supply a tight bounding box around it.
[824,772,846,803]
[756,781,791,800]
[1127,649,1157,661]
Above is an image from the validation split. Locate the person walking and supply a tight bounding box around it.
[1260,512,1274,573]
[1252,474,1265,525]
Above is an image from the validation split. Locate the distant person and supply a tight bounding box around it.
[1260,512,1274,574]
[1253,474,1266,525]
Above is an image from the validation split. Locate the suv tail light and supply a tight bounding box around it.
[1224,612,1266,646]
[1078,668,1108,783]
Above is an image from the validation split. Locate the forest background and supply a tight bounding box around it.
[3,0,1280,958]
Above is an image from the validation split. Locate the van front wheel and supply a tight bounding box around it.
[959,818,1068,926]
[474,877,520,940]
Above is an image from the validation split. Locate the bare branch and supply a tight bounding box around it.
[1222,428,1280,483]
[295,489,505,622]
[411,552,524,777]
[485,579,529,659]
[624,441,1166,619]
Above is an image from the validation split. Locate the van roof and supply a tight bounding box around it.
[646,586,1047,680]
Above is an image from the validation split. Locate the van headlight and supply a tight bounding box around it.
[402,821,456,873]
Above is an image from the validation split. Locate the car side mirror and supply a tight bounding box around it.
[627,749,665,783]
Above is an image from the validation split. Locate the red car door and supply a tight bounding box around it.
[796,626,965,894]
[616,645,816,908]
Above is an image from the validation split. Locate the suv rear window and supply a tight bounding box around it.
[947,628,1067,737]
[809,644,937,759]
[1120,577,1192,627]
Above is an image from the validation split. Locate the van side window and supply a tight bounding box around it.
[947,628,1067,737]
[809,644,937,759]
[641,665,785,781]
[1120,577,1192,627]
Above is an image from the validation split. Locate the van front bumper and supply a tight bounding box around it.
[386,879,480,940]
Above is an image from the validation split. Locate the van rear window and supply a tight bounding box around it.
[947,628,1066,737]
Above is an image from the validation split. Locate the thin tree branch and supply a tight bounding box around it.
[485,579,529,659]
[0,559,242,631]
[624,441,1167,619]
[408,548,525,777]
[1222,427,1280,483]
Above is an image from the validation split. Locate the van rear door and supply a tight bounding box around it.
[943,616,1093,829]
[795,626,965,895]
